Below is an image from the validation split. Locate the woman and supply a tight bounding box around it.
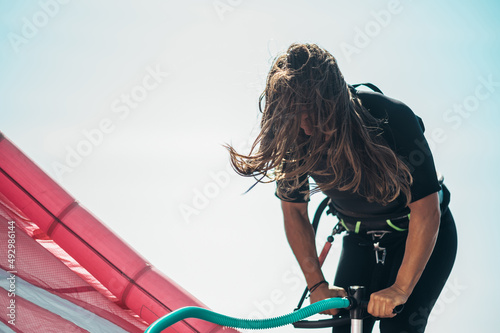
[227,43,457,332]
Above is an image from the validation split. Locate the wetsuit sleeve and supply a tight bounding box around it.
[275,173,310,202]
[387,101,441,203]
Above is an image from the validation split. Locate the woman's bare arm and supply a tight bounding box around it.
[281,200,347,315]
[368,192,441,318]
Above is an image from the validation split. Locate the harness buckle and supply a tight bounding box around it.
[373,242,387,265]
[367,231,390,265]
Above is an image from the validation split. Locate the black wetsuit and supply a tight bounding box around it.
[276,90,458,333]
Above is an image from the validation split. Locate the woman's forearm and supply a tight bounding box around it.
[367,192,441,318]
[281,201,348,316]
[281,201,325,287]
[394,193,441,296]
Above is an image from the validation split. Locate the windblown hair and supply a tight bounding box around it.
[227,43,413,205]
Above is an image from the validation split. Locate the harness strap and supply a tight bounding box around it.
[337,214,410,234]
[385,218,409,232]
[333,186,446,234]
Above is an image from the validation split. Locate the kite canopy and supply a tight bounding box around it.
[0,132,239,333]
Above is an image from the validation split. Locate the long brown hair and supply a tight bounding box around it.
[226,43,412,205]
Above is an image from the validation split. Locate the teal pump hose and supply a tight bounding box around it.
[145,297,351,332]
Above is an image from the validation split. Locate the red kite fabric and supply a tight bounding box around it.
[0,132,239,333]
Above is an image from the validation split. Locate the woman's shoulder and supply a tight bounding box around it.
[357,90,414,119]
[356,90,423,131]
